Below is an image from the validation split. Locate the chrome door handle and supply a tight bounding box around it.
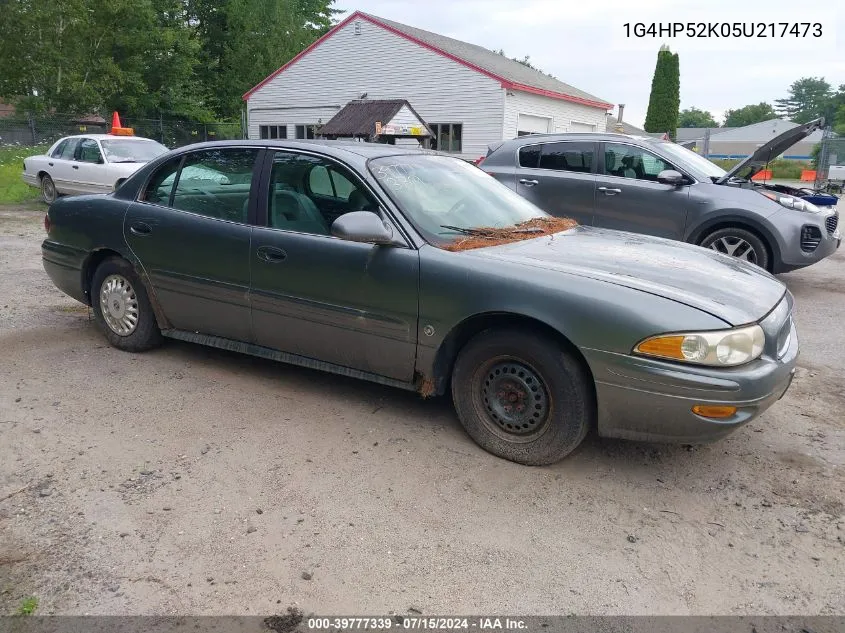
[257,245,287,263]
[598,187,621,195]
[519,179,539,187]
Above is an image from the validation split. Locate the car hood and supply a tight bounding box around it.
[471,226,786,326]
[716,118,824,184]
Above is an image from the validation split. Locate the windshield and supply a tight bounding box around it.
[100,139,169,163]
[369,154,547,246]
[653,141,726,179]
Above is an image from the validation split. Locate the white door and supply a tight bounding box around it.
[50,138,82,193]
[517,114,551,136]
[570,121,596,133]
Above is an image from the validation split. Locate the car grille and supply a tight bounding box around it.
[826,213,839,235]
[801,225,822,252]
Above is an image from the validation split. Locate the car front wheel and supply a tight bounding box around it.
[451,329,594,465]
[700,227,770,271]
[40,174,57,204]
[90,257,162,352]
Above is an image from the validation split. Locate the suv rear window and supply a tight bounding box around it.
[538,142,593,173]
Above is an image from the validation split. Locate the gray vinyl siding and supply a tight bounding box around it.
[246,18,505,158]
[503,90,608,138]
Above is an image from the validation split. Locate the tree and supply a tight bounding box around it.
[643,45,680,139]
[722,102,777,127]
[678,107,717,128]
[774,77,833,123]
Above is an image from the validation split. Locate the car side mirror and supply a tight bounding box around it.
[331,211,395,245]
[657,169,685,186]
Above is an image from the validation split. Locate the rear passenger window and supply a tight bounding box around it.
[518,145,541,168]
[142,156,182,206]
[171,149,258,222]
[51,140,68,158]
[60,139,80,160]
[539,142,594,173]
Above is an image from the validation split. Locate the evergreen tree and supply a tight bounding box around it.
[643,45,680,139]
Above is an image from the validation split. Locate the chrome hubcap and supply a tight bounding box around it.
[42,178,55,200]
[99,274,139,336]
[481,361,550,437]
[709,236,758,264]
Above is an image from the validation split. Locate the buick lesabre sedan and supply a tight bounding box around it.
[23,133,169,203]
[42,140,798,465]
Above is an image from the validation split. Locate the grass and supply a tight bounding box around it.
[0,144,49,204]
[710,157,810,180]
[17,596,38,616]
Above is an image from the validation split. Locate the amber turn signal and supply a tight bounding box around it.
[635,335,686,360]
[692,405,737,419]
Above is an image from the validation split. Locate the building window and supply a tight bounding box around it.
[429,123,462,152]
[259,125,287,140]
[295,125,318,139]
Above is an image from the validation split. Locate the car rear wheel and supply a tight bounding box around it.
[91,257,162,352]
[40,174,57,204]
[700,227,770,271]
[451,329,594,465]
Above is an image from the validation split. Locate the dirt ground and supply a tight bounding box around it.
[0,202,843,616]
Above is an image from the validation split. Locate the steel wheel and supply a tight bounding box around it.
[41,174,57,204]
[476,357,552,443]
[99,274,139,336]
[708,235,758,264]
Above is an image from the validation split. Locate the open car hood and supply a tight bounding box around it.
[716,117,824,184]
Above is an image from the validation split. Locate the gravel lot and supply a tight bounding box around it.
[1,202,843,616]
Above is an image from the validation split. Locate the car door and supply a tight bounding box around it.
[593,142,692,240]
[74,137,109,193]
[514,141,597,226]
[49,138,81,193]
[124,147,261,342]
[249,149,419,382]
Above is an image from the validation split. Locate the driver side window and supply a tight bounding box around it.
[604,143,673,182]
[267,151,377,235]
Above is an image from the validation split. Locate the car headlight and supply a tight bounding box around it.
[634,324,765,367]
[761,191,820,213]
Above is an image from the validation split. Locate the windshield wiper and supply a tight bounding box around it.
[439,224,490,235]
[440,224,545,236]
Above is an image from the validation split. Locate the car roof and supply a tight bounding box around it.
[57,134,161,141]
[502,132,664,146]
[165,138,451,160]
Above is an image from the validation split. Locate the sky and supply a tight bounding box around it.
[334,0,843,128]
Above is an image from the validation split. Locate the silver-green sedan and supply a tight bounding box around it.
[41,140,798,465]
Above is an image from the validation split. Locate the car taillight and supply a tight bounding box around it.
[44,213,51,233]
[473,156,485,166]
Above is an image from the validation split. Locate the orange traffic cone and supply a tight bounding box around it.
[109,111,134,136]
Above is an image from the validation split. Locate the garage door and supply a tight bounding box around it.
[517,114,551,136]
[569,121,596,133]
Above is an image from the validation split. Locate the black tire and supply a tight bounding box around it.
[451,329,594,465]
[700,227,770,271]
[40,174,57,204]
[90,257,162,352]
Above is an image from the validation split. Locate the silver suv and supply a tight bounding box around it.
[480,119,840,272]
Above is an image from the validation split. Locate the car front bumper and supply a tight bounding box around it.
[771,208,840,273]
[582,306,798,443]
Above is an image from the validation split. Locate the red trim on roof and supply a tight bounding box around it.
[504,83,612,110]
[243,11,612,110]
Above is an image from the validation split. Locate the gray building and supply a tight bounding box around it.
[678,119,823,160]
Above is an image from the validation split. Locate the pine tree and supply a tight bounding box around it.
[643,45,680,139]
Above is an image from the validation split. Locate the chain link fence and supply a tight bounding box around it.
[0,113,244,149]
[814,130,845,194]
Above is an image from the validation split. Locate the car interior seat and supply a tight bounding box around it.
[346,189,375,212]
[270,189,329,235]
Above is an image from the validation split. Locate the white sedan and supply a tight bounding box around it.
[22,134,169,203]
